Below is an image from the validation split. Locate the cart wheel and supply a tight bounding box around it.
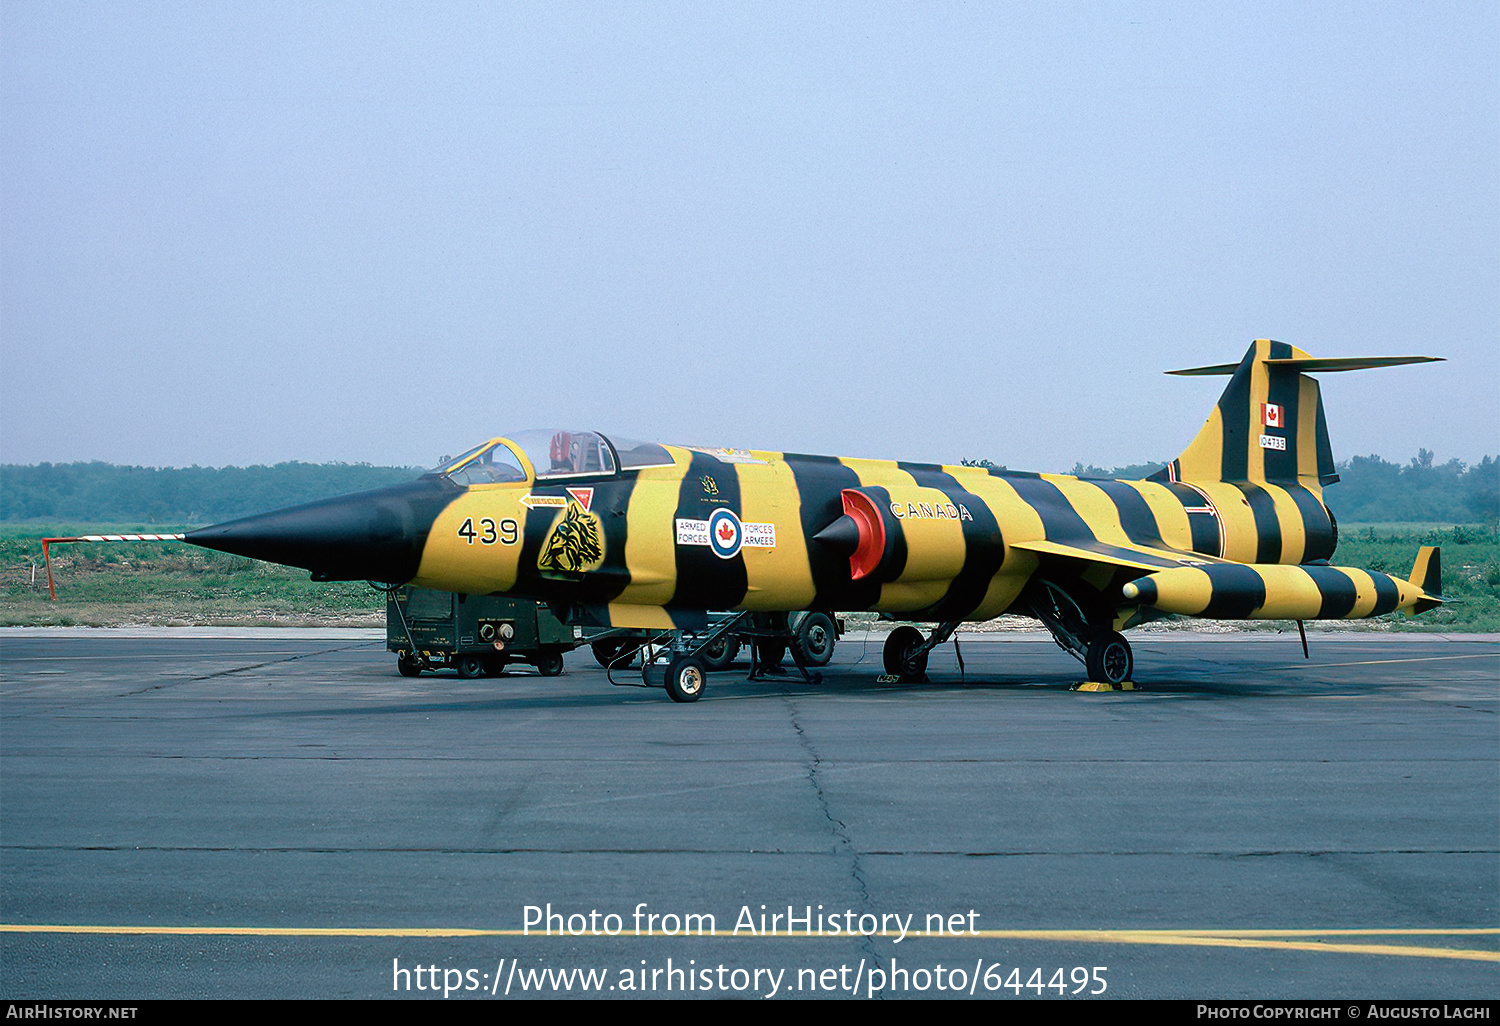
[792,612,837,667]
[536,649,565,677]
[455,654,485,679]
[701,634,740,670]
[882,625,928,682]
[396,652,423,677]
[482,654,508,677]
[665,654,707,703]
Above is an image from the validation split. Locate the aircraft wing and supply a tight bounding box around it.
[1008,538,1232,572]
[1011,538,1440,624]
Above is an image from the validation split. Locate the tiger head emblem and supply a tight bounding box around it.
[538,501,604,573]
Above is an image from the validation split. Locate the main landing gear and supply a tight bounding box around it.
[880,621,964,683]
[1025,579,1134,686]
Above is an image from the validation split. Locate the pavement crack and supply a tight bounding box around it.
[784,694,885,986]
[116,645,369,696]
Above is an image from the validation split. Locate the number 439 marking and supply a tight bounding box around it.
[458,517,519,545]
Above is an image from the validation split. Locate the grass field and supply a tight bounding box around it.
[0,524,383,627]
[2,522,1495,631]
[1328,523,1499,632]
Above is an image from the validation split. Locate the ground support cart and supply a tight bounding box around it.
[386,586,590,678]
[592,611,845,703]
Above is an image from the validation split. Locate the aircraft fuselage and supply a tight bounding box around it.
[406,446,1340,630]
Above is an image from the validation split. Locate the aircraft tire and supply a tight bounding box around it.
[701,635,739,671]
[396,652,423,678]
[792,612,837,667]
[536,648,565,677]
[1085,631,1133,685]
[455,654,486,680]
[665,655,707,703]
[883,625,928,682]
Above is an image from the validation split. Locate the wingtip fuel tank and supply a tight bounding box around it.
[1121,554,1442,621]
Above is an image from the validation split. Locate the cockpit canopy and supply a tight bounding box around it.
[433,430,674,486]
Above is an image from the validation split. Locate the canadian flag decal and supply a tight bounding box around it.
[1261,403,1284,429]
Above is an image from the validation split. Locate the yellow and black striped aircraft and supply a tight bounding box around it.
[187,340,1443,700]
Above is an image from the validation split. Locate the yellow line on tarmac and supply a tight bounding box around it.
[2,924,1495,961]
[1135,929,1498,936]
[1304,653,1497,669]
[1,925,509,938]
[967,929,1499,963]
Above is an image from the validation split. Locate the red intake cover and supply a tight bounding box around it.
[842,489,886,581]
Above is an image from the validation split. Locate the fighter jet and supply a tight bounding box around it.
[186,340,1444,701]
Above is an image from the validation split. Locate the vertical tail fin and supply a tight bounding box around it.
[1152,340,1441,488]
[1409,545,1442,602]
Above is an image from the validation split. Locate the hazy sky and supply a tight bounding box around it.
[3,2,1496,472]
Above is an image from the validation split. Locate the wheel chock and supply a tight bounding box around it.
[1072,681,1136,692]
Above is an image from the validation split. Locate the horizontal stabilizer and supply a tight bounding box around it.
[1167,355,1443,376]
[1162,341,1444,489]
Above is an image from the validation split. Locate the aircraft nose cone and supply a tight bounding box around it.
[185,477,458,583]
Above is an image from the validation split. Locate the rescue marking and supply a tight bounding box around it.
[519,494,567,509]
[1180,482,1226,558]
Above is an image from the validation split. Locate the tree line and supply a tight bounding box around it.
[1064,450,1497,524]
[0,461,422,523]
[1,451,1495,525]
[968,450,1498,525]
